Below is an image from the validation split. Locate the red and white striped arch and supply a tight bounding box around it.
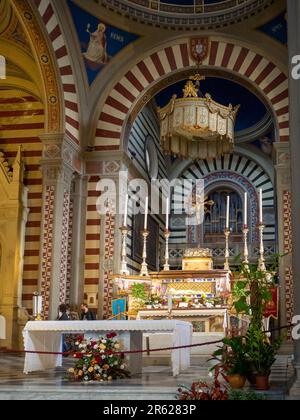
[34,0,80,145]
[96,39,289,150]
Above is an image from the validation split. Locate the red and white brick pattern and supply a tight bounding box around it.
[84,176,101,304]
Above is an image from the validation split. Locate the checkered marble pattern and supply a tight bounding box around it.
[285,266,294,339]
[59,190,70,305]
[40,186,55,319]
[66,199,73,305]
[282,192,293,339]
[283,191,292,254]
[103,211,115,319]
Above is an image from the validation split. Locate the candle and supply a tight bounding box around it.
[33,294,37,317]
[144,196,148,230]
[123,194,128,226]
[244,192,248,227]
[166,197,169,231]
[226,195,230,229]
[168,294,173,312]
[37,296,42,315]
[259,189,263,224]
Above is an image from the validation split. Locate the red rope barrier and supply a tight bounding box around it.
[0,323,295,357]
[0,339,224,356]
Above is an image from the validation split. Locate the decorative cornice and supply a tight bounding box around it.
[99,0,274,31]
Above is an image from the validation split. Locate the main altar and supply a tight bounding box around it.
[111,248,231,334]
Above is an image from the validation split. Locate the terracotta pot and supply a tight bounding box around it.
[245,371,257,386]
[255,375,270,391]
[227,374,246,389]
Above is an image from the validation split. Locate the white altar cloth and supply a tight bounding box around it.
[23,320,192,376]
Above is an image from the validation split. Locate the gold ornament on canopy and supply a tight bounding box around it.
[157,75,240,160]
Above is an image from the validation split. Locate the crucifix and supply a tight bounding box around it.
[190,194,214,246]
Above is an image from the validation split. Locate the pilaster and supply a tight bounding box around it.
[287,0,300,395]
[84,151,131,318]
[274,142,293,334]
[39,133,81,319]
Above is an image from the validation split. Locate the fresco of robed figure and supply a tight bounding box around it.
[83,22,108,69]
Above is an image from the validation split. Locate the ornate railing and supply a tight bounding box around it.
[160,242,277,268]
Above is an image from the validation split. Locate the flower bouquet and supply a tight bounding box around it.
[67,332,130,382]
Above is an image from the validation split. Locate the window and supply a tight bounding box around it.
[145,136,158,180]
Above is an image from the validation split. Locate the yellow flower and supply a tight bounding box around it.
[114,343,120,349]
[68,368,74,374]
[99,344,106,350]
[108,376,112,381]
[78,370,83,376]
[88,367,94,373]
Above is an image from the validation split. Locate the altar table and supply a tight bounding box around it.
[23,320,192,376]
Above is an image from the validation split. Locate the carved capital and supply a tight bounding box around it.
[41,163,74,187]
[274,142,291,167]
[40,133,82,174]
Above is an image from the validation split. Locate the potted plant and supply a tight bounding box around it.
[246,324,282,390]
[210,336,248,389]
[129,283,149,312]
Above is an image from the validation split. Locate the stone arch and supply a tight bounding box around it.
[172,153,275,244]
[10,0,63,134]
[95,37,288,151]
[32,0,80,143]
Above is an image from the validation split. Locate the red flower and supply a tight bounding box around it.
[106,332,117,339]
[76,335,84,343]
[74,353,83,359]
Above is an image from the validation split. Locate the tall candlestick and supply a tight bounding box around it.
[144,196,149,230]
[120,226,129,275]
[259,189,263,224]
[244,192,248,227]
[166,197,169,231]
[163,229,170,271]
[123,194,128,226]
[226,195,230,229]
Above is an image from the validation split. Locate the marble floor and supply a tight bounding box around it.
[0,354,295,400]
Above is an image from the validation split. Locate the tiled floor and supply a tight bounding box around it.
[0,354,295,400]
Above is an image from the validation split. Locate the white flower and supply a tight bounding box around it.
[109,355,113,358]
[102,339,107,344]
[78,344,83,349]
[120,365,125,370]
[93,345,98,350]
[114,362,118,366]
[75,342,79,346]
[103,374,107,378]
[208,371,213,378]
[84,376,89,381]
[102,355,106,359]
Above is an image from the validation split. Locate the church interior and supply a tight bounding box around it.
[0,0,300,401]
